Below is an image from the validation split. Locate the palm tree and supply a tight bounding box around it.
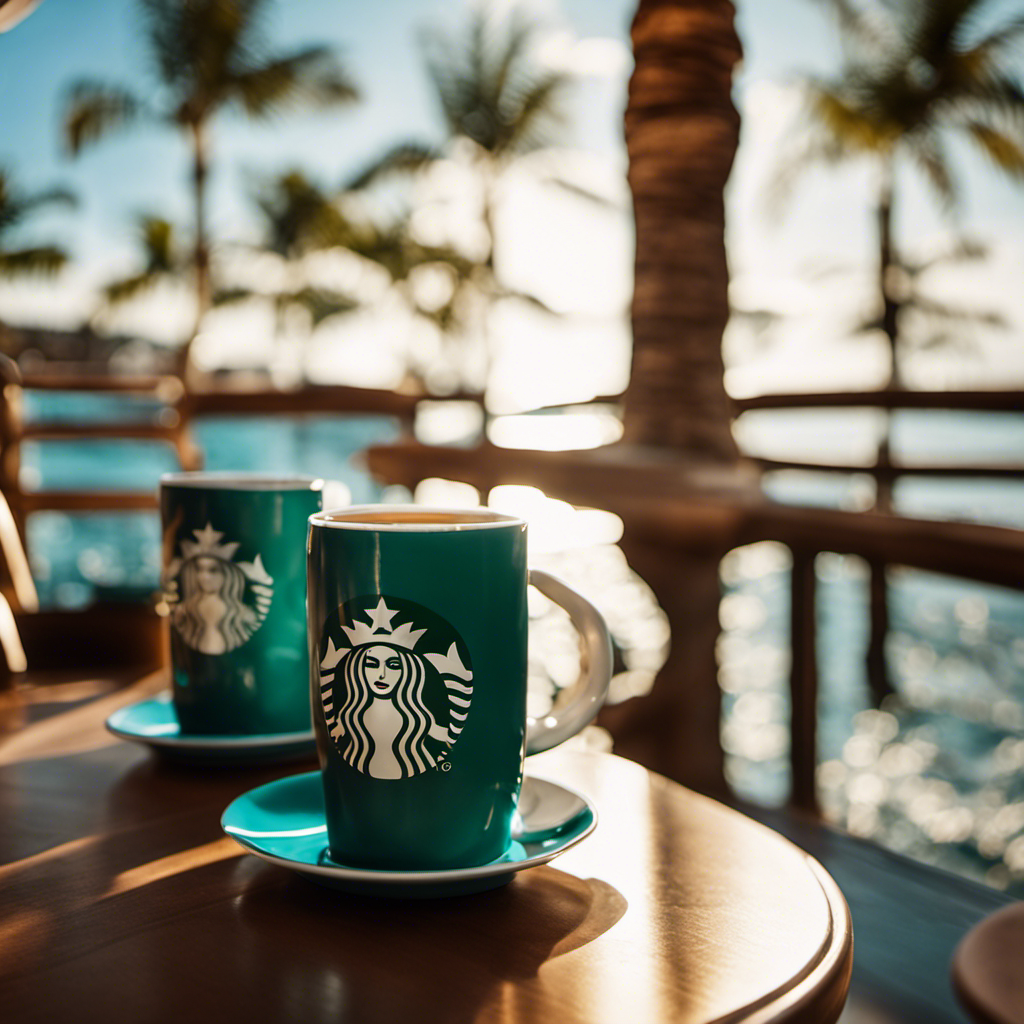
[62,0,358,383]
[422,4,571,185]
[404,3,580,392]
[215,170,362,382]
[100,214,190,309]
[225,165,484,388]
[770,0,1024,707]
[774,0,1024,390]
[0,168,75,283]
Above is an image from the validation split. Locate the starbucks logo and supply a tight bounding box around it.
[162,523,274,655]
[318,595,474,779]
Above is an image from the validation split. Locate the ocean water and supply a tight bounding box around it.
[15,396,1024,894]
[22,397,400,607]
[725,407,1024,895]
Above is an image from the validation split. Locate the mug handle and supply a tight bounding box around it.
[525,569,613,756]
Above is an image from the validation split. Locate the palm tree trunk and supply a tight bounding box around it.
[180,119,212,385]
[875,155,897,512]
[869,156,896,703]
[878,157,899,391]
[477,163,499,397]
[622,0,741,461]
[599,0,744,798]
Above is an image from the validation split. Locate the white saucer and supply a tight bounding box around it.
[105,693,317,765]
[221,772,598,897]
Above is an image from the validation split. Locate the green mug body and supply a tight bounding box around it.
[161,473,324,736]
[307,506,529,871]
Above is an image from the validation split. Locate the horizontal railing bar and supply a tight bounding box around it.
[17,492,158,513]
[187,384,420,421]
[19,374,185,398]
[20,424,182,442]
[732,390,1024,413]
[363,441,1024,592]
[755,458,1024,479]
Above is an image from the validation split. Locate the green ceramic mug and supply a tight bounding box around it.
[307,505,612,871]
[160,472,324,736]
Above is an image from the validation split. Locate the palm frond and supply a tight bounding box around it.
[62,81,142,155]
[347,227,417,279]
[943,72,1024,130]
[501,72,568,155]
[104,270,165,306]
[909,294,1008,328]
[287,287,360,327]
[764,109,853,216]
[343,143,439,191]
[0,247,68,278]
[0,175,76,236]
[906,127,958,210]
[966,121,1024,177]
[492,286,560,316]
[953,17,1024,93]
[141,0,269,104]
[212,286,258,306]
[902,236,989,276]
[810,0,901,58]
[901,0,981,66]
[850,312,885,337]
[102,213,187,305]
[420,7,569,159]
[955,6,1024,59]
[421,27,467,140]
[540,174,623,209]
[230,45,358,117]
[253,170,359,255]
[14,186,77,217]
[489,12,535,117]
[136,215,179,272]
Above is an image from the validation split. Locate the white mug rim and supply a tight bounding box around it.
[310,504,525,532]
[161,472,324,492]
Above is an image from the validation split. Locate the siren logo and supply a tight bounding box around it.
[318,595,474,779]
[162,523,274,655]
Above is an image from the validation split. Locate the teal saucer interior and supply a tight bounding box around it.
[221,771,597,898]
[105,695,317,765]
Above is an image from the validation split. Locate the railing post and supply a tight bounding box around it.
[867,556,894,705]
[790,547,820,815]
[0,369,26,546]
[868,420,896,705]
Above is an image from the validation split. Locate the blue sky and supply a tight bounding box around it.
[4,0,1021,269]
[1,0,631,262]
[2,0,1023,393]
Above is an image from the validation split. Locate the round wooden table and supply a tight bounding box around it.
[0,677,852,1023]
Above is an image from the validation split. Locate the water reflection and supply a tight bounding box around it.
[720,541,1024,896]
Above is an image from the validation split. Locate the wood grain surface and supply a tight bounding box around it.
[0,675,851,1024]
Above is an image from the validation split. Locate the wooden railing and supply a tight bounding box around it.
[1,365,1021,815]
[0,360,420,679]
[732,388,1024,712]
[0,358,421,550]
[364,388,1024,813]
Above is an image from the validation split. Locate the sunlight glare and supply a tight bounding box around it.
[488,411,622,451]
[413,478,482,508]
[487,484,622,553]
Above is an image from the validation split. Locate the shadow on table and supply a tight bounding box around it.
[231,859,627,1021]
